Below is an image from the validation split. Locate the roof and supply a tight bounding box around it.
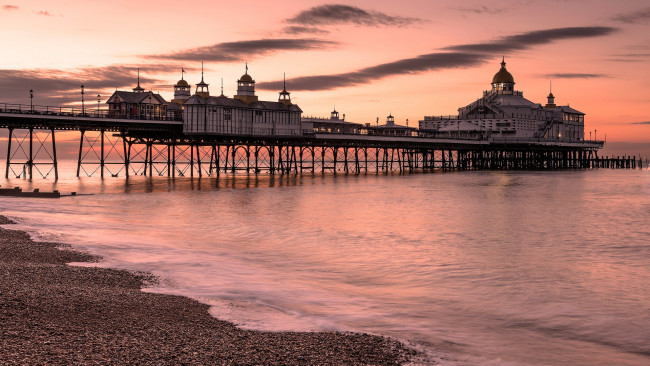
[239,73,254,83]
[557,105,585,115]
[492,59,515,84]
[108,91,167,104]
[185,95,301,112]
[175,79,189,87]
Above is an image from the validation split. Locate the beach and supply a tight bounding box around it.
[0,215,415,365]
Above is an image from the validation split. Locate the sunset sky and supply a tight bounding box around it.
[1,0,649,143]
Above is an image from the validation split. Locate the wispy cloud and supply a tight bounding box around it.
[0,65,176,105]
[258,26,618,91]
[544,73,609,78]
[611,7,650,24]
[145,38,338,62]
[257,52,484,91]
[630,121,650,125]
[451,5,506,15]
[444,27,618,53]
[2,5,18,11]
[287,4,423,27]
[35,10,52,16]
[282,26,330,35]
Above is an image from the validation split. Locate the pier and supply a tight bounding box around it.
[1,102,633,181]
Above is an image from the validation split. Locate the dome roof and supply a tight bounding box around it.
[547,92,554,98]
[492,59,514,84]
[175,79,189,87]
[239,73,254,83]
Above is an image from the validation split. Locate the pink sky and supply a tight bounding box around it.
[1,0,649,143]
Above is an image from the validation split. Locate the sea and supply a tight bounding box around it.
[1,160,649,365]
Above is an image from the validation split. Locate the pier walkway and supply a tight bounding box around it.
[1,102,633,181]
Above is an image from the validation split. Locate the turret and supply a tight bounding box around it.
[234,63,258,104]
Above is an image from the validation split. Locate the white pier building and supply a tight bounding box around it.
[419,58,585,140]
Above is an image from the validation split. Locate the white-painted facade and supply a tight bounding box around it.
[419,59,585,140]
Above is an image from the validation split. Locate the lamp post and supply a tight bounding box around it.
[81,84,85,116]
[148,94,152,120]
[595,129,597,141]
[590,131,592,140]
[97,94,101,116]
[29,89,33,112]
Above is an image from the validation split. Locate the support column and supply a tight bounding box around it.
[51,129,58,181]
[5,127,13,178]
[28,127,33,179]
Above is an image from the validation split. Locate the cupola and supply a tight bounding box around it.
[278,73,291,105]
[234,63,258,104]
[491,57,515,93]
[172,68,191,104]
[195,62,209,98]
[545,82,556,108]
[330,108,339,120]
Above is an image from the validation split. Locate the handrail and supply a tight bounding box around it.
[0,102,182,121]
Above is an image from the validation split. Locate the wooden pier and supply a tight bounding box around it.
[0,102,641,180]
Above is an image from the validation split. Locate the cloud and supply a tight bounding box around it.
[544,73,609,78]
[282,26,329,35]
[452,6,506,15]
[257,52,485,91]
[2,5,18,10]
[630,121,650,125]
[146,38,338,62]
[35,10,52,16]
[444,27,617,53]
[0,65,175,105]
[611,7,650,24]
[287,4,423,27]
[257,26,617,92]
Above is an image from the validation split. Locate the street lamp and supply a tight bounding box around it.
[595,129,597,141]
[81,84,85,116]
[29,89,33,112]
[148,94,152,120]
[97,94,101,116]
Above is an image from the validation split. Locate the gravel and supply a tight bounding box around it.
[0,215,417,365]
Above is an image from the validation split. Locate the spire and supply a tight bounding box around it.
[278,73,291,104]
[245,62,248,75]
[201,61,204,82]
[133,68,145,93]
[220,78,225,97]
[181,67,185,81]
[501,56,506,68]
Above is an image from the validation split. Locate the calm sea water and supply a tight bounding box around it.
[2,161,649,365]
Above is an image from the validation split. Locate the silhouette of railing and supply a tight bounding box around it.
[0,103,182,121]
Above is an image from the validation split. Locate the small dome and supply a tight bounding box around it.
[239,73,254,83]
[547,92,554,98]
[176,79,189,87]
[492,59,514,84]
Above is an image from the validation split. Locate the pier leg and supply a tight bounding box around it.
[124,139,130,178]
[5,127,13,178]
[190,144,194,178]
[196,145,202,178]
[100,129,105,179]
[51,129,58,181]
[28,127,33,179]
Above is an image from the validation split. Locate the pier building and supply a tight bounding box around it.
[419,58,585,140]
[367,114,417,137]
[106,77,169,120]
[182,67,302,136]
[301,109,363,134]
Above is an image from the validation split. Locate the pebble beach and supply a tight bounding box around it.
[0,215,416,365]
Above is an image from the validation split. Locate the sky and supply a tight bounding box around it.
[1,0,649,144]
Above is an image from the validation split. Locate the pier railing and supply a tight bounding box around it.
[0,103,182,121]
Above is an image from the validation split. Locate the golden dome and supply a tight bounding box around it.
[239,73,254,83]
[175,79,189,87]
[492,58,514,84]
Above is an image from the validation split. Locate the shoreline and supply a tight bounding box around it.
[0,215,417,365]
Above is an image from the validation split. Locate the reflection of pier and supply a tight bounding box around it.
[2,102,634,181]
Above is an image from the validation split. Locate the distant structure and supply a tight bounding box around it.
[106,70,169,119]
[367,114,417,136]
[301,108,363,134]
[419,58,585,140]
[183,65,302,136]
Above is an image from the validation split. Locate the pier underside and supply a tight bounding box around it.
[2,128,638,180]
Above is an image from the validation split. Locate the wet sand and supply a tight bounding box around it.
[0,215,416,365]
